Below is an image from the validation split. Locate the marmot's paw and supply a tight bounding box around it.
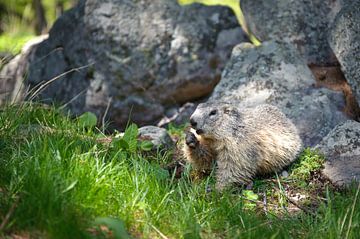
[185,131,198,149]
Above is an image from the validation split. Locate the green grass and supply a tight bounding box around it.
[0,103,359,238]
[0,33,35,55]
[0,13,35,55]
[289,148,325,185]
[0,0,74,55]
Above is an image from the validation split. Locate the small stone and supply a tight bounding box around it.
[290,193,306,202]
[138,126,174,150]
[245,181,254,190]
[206,185,212,193]
[281,170,289,178]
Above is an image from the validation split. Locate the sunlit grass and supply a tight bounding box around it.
[0,13,35,54]
[0,33,35,55]
[0,0,74,55]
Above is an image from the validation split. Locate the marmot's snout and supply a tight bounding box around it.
[190,115,204,135]
[190,118,197,128]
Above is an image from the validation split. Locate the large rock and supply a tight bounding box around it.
[9,0,244,128]
[315,120,360,187]
[328,1,360,106]
[241,0,342,65]
[209,41,348,146]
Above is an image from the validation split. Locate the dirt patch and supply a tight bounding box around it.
[310,65,360,120]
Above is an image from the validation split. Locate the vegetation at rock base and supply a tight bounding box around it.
[0,103,359,238]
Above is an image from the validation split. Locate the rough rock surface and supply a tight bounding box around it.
[241,0,342,65]
[138,126,174,150]
[0,35,48,104]
[329,1,360,105]
[209,41,348,146]
[10,0,244,128]
[315,120,360,187]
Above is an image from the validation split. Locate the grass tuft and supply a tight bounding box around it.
[289,148,325,183]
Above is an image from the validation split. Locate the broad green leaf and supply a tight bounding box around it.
[94,217,131,239]
[140,140,154,151]
[62,180,78,193]
[153,167,170,180]
[117,138,129,150]
[242,190,259,201]
[77,112,97,128]
[128,140,137,153]
[123,124,138,153]
[123,124,138,141]
[242,190,258,209]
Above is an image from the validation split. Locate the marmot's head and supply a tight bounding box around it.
[189,102,242,140]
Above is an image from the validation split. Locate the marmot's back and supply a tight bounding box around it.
[241,104,302,174]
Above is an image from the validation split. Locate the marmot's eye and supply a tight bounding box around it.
[209,110,217,116]
[224,107,231,114]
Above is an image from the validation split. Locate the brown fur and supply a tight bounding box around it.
[183,103,302,190]
[182,128,215,176]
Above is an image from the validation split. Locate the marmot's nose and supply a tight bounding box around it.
[190,118,197,128]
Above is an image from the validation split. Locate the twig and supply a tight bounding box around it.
[263,192,268,215]
[102,97,112,132]
[59,89,87,110]
[0,197,19,231]
[286,196,316,217]
[150,224,169,239]
[244,221,272,233]
[28,64,93,101]
[345,183,360,239]
[16,124,113,145]
[273,187,316,217]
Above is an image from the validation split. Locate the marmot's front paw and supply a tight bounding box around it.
[185,131,199,149]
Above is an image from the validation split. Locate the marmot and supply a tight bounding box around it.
[183,103,302,190]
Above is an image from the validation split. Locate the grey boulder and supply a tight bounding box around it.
[328,1,360,106]
[241,0,342,65]
[315,120,360,187]
[209,41,348,146]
